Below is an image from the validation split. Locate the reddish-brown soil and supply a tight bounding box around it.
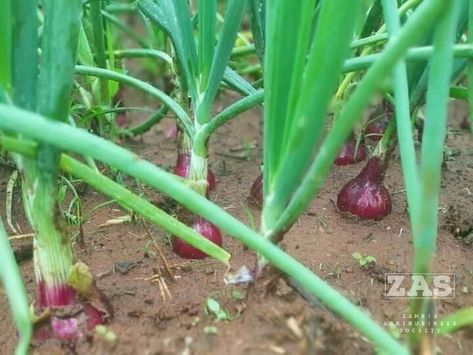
[1,92,472,354]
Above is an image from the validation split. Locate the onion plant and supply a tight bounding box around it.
[9,0,112,341]
[134,0,262,256]
[2,0,473,354]
[75,1,260,258]
[137,0,250,194]
[1,0,228,346]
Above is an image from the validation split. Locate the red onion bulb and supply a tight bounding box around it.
[334,133,366,166]
[33,283,107,342]
[172,218,223,259]
[337,157,391,220]
[250,174,263,208]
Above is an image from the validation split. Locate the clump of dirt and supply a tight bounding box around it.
[444,203,473,245]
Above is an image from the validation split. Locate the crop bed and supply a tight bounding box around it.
[1,94,472,354]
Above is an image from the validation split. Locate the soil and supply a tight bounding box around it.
[1,88,473,354]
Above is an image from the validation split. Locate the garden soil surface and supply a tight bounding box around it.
[1,91,473,354]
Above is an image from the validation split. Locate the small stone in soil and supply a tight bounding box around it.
[154,319,168,330]
[363,233,374,243]
[179,264,193,272]
[114,261,137,274]
[124,287,137,295]
[127,310,143,318]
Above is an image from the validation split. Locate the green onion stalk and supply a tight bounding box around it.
[409,2,461,351]
[382,0,465,352]
[78,0,120,140]
[11,0,111,343]
[468,0,473,130]
[0,217,32,355]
